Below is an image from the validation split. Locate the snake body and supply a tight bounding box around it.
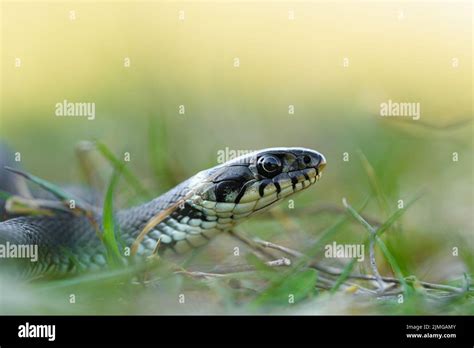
[0,147,326,276]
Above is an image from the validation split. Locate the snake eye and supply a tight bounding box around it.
[303,155,312,165]
[257,155,282,176]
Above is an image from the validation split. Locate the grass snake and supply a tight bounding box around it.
[0,147,326,277]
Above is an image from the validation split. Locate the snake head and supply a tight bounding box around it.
[189,147,326,226]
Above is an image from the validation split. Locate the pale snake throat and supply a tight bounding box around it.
[0,147,326,277]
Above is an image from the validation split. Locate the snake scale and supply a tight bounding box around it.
[0,147,326,277]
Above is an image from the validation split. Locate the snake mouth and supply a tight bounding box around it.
[250,165,324,212]
[191,165,324,221]
[211,162,325,219]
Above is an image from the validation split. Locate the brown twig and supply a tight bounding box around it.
[254,236,467,295]
[254,239,304,258]
[310,264,466,294]
[183,257,292,277]
[228,229,279,261]
[342,197,385,293]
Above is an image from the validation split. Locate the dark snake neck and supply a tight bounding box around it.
[0,176,209,275]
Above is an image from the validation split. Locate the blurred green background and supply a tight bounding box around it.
[0,1,472,314]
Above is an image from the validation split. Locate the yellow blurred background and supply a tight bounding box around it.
[0,0,472,315]
[1,0,472,231]
[2,2,471,144]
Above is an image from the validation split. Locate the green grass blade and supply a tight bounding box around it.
[306,216,348,258]
[3,167,91,213]
[102,169,124,267]
[342,197,419,295]
[375,236,410,293]
[330,257,358,293]
[376,194,423,237]
[343,197,375,233]
[5,167,78,203]
[95,141,151,200]
[251,268,317,307]
[357,150,390,218]
[306,196,370,258]
[148,113,172,189]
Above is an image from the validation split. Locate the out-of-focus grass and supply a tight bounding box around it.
[101,170,124,268]
[0,1,472,315]
[1,115,473,315]
[96,141,151,201]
